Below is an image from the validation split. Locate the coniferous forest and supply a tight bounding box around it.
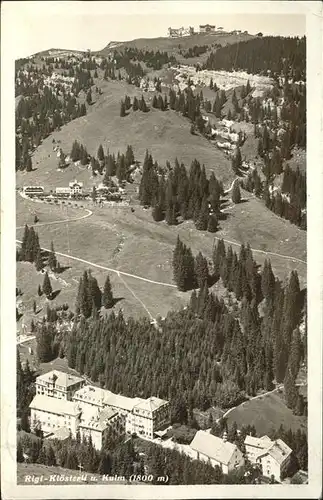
[204,36,306,81]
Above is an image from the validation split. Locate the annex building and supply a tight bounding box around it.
[244,435,292,482]
[189,430,245,474]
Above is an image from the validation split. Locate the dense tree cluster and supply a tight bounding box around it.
[263,187,306,230]
[204,36,306,81]
[152,93,168,111]
[15,88,86,171]
[17,225,41,264]
[70,139,135,182]
[114,47,176,72]
[120,95,149,116]
[182,45,208,59]
[139,152,223,230]
[168,86,206,132]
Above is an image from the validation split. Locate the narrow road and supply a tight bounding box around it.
[16,208,93,230]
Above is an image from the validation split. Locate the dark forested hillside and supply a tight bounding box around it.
[204,36,306,80]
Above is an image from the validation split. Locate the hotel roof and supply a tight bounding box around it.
[36,370,84,389]
[133,396,168,413]
[73,385,113,406]
[30,394,82,416]
[105,393,144,412]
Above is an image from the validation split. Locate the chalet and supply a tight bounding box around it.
[244,435,292,482]
[190,430,244,474]
[69,180,83,195]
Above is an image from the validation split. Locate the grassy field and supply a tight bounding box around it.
[16,194,83,228]
[16,79,234,191]
[226,391,307,435]
[16,187,306,334]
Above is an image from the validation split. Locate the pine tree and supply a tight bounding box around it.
[195,197,209,231]
[37,284,42,296]
[48,241,57,271]
[231,180,241,204]
[288,328,302,379]
[35,248,43,271]
[195,252,209,288]
[17,439,24,462]
[284,368,298,410]
[86,89,92,105]
[207,213,218,233]
[26,156,32,172]
[261,259,275,301]
[120,101,126,117]
[42,272,52,298]
[88,272,102,310]
[102,275,114,309]
[97,144,104,162]
[152,204,164,221]
[132,96,139,111]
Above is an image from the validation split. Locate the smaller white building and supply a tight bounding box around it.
[69,180,83,195]
[190,430,245,474]
[244,435,292,482]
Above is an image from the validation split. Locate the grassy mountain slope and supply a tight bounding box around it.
[99,32,255,55]
[16,79,234,190]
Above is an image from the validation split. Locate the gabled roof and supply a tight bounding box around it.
[190,430,238,465]
[105,393,144,412]
[30,394,81,416]
[133,396,168,413]
[73,385,112,406]
[36,370,84,389]
[257,439,292,465]
[244,435,273,449]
